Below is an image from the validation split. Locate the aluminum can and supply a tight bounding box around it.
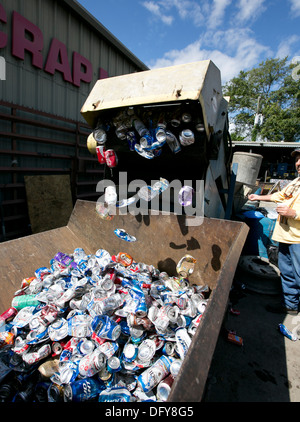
[91,331,107,346]
[179,129,195,146]
[91,315,121,341]
[175,327,191,360]
[138,185,157,202]
[22,344,51,365]
[134,143,154,159]
[47,383,65,402]
[138,339,156,363]
[0,331,14,348]
[127,313,153,331]
[99,386,132,402]
[137,355,172,393]
[162,341,175,356]
[93,124,107,144]
[67,314,92,338]
[116,252,133,267]
[155,126,167,143]
[105,185,117,205]
[114,228,136,242]
[78,349,106,378]
[98,341,119,359]
[170,358,182,377]
[182,112,192,123]
[12,336,29,355]
[0,307,18,326]
[164,305,179,323]
[148,334,165,351]
[177,314,192,328]
[64,378,105,402]
[176,254,196,278]
[278,323,297,341]
[178,186,194,207]
[78,338,94,355]
[123,343,138,362]
[105,149,118,168]
[54,251,77,269]
[107,356,121,373]
[21,277,36,289]
[96,145,106,164]
[95,248,112,269]
[11,294,40,310]
[35,267,51,281]
[26,325,49,345]
[52,341,64,356]
[97,365,112,382]
[38,358,60,378]
[156,373,175,402]
[127,131,137,151]
[48,318,68,341]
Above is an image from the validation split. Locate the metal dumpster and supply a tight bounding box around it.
[0,200,248,402]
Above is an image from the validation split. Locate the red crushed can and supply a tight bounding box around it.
[96,145,106,164]
[104,149,118,168]
[0,307,18,324]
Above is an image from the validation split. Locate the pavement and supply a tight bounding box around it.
[203,200,300,403]
[203,285,300,402]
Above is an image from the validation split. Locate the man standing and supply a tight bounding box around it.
[248,148,300,315]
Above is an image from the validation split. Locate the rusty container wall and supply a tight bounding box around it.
[0,200,248,401]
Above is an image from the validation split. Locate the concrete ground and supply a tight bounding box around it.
[203,200,300,403]
[203,286,300,402]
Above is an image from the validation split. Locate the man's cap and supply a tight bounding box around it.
[291,148,300,158]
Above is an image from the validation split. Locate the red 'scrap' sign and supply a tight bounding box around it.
[0,4,108,87]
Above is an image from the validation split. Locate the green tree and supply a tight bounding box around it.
[223,57,300,142]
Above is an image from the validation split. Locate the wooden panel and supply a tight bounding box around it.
[24,175,74,233]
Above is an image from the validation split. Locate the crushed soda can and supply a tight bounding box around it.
[178,186,194,207]
[98,386,132,402]
[114,228,136,242]
[64,378,105,402]
[22,344,51,365]
[176,254,197,278]
[91,315,121,341]
[78,349,106,378]
[107,356,121,373]
[137,339,156,363]
[104,149,118,168]
[122,343,138,363]
[96,145,106,164]
[137,355,173,393]
[175,327,191,360]
[278,323,297,341]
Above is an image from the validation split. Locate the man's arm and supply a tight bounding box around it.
[248,194,273,202]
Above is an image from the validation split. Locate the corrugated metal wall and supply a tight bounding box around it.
[0,0,147,121]
[0,0,148,241]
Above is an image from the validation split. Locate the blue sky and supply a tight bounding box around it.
[76,0,300,84]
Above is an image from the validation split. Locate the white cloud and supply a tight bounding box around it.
[142,0,205,27]
[235,0,267,22]
[276,35,300,59]
[142,1,173,25]
[208,0,233,29]
[289,0,300,16]
[149,29,272,83]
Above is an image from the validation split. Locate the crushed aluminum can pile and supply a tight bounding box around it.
[0,247,210,402]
